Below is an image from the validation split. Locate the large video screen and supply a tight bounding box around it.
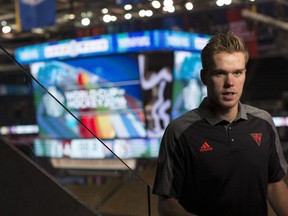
[31,51,205,159]
[13,30,213,159]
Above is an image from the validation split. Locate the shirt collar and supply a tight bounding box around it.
[198,97,248,125]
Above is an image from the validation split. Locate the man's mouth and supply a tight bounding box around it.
[222,92,236,100]
[223,92,235,95]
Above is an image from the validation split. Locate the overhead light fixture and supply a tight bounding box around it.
[139,9,154,17]
[111,15,117,22]
[185,2,193,11]
[1,20,7,26]
[163,5,175,13]
[163,0,174,6]
[124,13,132,20]
[68,13,75,20]
[216,0,232,6]
[86,11,93,17]
[103,14,117,23]
[81,17,90,26]
[226,0,232,5]
[63,13,75,21]
[139,9,146,17]
[101,8,109,14]
[163,0,175,13]
[2,25,11,34]
[124,4,132,10]
[146,10,153,17]
[103,14,111,23]
[151,0,161,9]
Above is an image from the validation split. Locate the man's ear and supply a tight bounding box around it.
[200,69,207,85]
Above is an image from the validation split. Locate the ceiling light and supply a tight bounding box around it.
[102,14,117,23]
[124,13,132,20]
[163,0,174,6]
[139,9,146,17]
[111,15,117,22]
[31,28,45,34]
[185,2,193,10]
[81,17,90,26]
[168,6,175,13]
[139,9,154,17]
[63,14,76,21]
[2,25,11,34]
[68,13,75,20]
[103,14,111,23]
[124,4,132,10]
[216,0,232,6]
[101,8,109,14]
[1,21,7,26]
[225,0,232,5]
[146,10,153,17]
[86,11,93,17]
[216,0,225,6]
[151,0,161,9]
[163,5,175,13]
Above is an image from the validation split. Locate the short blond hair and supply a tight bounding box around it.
[201,31,249,71]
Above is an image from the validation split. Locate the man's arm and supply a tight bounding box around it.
[158,196,198,216]
[267,179,288,216]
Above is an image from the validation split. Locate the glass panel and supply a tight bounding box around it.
[0,45,158,216]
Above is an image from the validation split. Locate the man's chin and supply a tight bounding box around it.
[220,100,238,109]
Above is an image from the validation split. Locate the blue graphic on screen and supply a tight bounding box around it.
[172,51,207,119]
[30,54,146,139]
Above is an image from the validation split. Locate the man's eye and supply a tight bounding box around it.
[215,71,225,76]
[233,71,242,77]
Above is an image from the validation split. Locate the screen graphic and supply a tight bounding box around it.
[172,51,207,119]
[30,54,146,140]
[139,52,173,138]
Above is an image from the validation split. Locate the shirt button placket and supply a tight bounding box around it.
[228,126,234,143]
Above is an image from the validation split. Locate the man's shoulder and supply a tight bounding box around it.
[173,108,202,123]
[167,109,203,133]
[242,103,270,114]
[241,103,273,123]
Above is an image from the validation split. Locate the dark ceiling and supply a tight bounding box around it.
[0,0,288,54]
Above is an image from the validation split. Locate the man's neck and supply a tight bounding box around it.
[207,99,239,123]
[217,108,238,123]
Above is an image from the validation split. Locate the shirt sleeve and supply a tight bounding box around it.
[152,122,186,199]
[267,115,287,182]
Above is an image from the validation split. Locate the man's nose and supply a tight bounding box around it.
[224,73,234,87]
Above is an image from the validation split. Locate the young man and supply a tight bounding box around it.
[152,32,288,216]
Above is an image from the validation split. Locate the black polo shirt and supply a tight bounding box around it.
[153,98,287,216]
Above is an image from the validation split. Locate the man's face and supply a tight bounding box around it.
[202,52,246,112]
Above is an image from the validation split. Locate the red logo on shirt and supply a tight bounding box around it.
[251,133,262,146]
[199,141,213,152]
